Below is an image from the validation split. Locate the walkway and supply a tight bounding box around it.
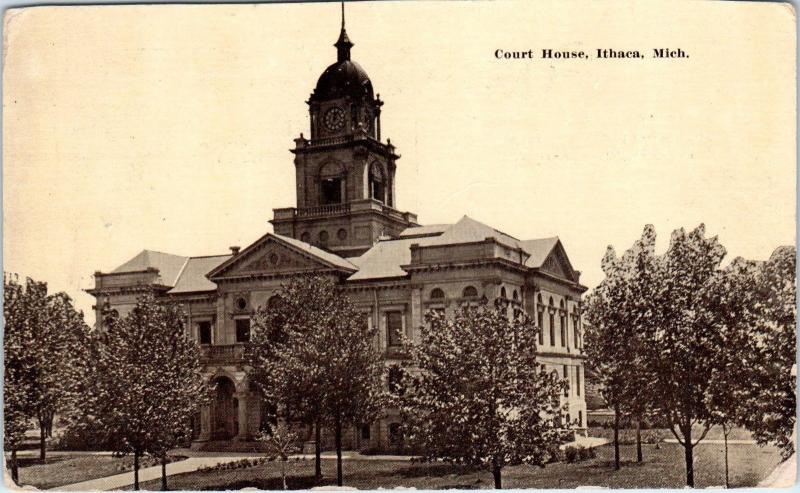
[53,436,609,491]
[55,456,260,491]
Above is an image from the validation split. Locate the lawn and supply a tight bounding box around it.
[16,454,187,490]
[16,454,129,489]
[587,425,755,444]
[131,442,784,490]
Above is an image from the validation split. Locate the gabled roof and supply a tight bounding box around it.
[207,232,357,280]
[426,216,523,250]
[168,255,231,294]
[111,250,188,287]
[520,237,560,268]
[347,216,571,282]
[273,233,358,271]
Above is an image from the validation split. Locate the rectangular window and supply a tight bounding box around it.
[563,365,569,397]
[235,318,250,343]
[578,410,583,427]
[549,314,555,346]
[577,366,581,396]
[198,321,212,345]
[386,311,403,347]
[361,424,371,440]
[321,178,342,205]
[560,315,567,347]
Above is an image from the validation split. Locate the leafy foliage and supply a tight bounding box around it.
[400,301,566,489]
[248,274,385,485]
[2,274,91,466]
[78,295,207,489]
[585,224,797,486]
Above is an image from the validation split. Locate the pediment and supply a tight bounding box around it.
[208,234,355,280]
[540,242,577,282]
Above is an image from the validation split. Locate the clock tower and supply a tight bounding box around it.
[271,4,418,258]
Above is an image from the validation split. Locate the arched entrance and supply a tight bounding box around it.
[211,376,238,440]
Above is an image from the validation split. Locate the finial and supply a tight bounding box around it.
[335,1,353,62]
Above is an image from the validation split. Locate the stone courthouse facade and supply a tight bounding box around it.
[88,15,588,450]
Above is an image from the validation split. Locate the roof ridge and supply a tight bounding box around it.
[172,258,191,286]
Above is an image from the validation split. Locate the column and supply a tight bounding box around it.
[235,392,248,441]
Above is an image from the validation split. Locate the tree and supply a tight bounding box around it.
[87,295,206,490]
[738,246,796,458]
[248,274,385,486]
[646,224,727,487]
[2,274,90,464]
[400,301,566,489]
[249,275,333,478]
[4,274,33,484]
[703,257,761,488]
[257,422,301,490]
[584,225,659,468]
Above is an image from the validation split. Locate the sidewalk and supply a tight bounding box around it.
[54,456,261,491]
[758,453,796,488]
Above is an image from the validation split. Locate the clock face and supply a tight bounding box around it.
[323,107,346,131]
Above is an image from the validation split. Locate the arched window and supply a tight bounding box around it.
[537,310,544,346]
[549,297,555,346]
[462,286,478,298]
[319,230,329,245]
[560,313,567,348]
[430,288,445,300]
[320,161,345,205]
[300,232,311,243]
[369,162,386,204]
[512,290,519,301]
[500,287,507,299]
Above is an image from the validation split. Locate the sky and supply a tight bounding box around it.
[3,0,796,326]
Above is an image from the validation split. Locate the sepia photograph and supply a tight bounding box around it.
[2,0,796,490]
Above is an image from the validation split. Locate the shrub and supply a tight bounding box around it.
[546,444,565,464]
[577,446,596,461]
[564,446,579,463]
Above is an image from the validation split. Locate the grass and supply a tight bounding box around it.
[588,425,754,444]
[15,453,187,490]
[17,455,130,489]
[131,442,784,490]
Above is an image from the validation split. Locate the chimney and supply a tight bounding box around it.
[229,246,241,256]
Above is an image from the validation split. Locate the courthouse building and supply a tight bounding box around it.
[88,15,588,450]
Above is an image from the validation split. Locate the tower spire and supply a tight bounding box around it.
[335,1,353,62]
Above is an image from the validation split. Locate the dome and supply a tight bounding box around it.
[311,59,374,102]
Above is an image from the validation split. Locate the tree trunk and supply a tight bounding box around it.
[334,417,343,486]
[683,425,694,487]
[39,418,47,464]
[315,419,322,479]
[492,463,502,489]
[723,423,730,489]
[134,450,140,491]
[636,419,643,463]
[282,459,288,490]
[613,404,620,470]
[10,448,19,484]
[161,455,168,491]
